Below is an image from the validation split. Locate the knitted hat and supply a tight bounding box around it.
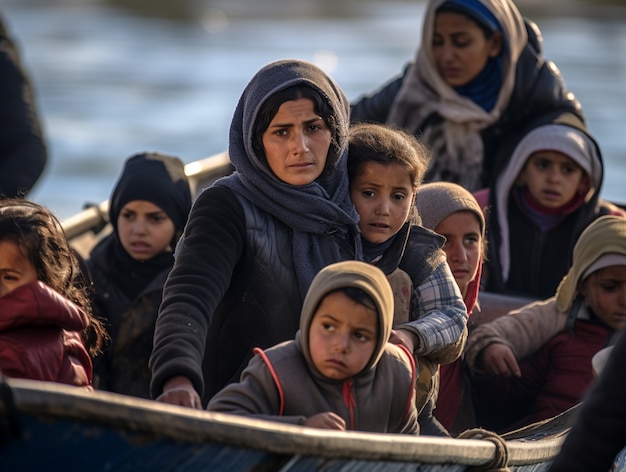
[415,181,485,312]
[415,181,485,236]
[556,216,626,313]
[109,152,192,234]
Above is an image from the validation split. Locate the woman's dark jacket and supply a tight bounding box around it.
[150,187,354,405]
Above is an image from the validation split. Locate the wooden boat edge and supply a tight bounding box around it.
[0,377,570,466]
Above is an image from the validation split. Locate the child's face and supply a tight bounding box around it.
[117,200,176,261]
[308,290,378,380]
[0,240,38,298]
[435,211,482,297]
[350,162,416,244]
[581,265,626,331]
[518,151,588,208]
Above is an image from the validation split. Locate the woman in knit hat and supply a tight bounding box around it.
[417,182,486,313]
[415,181,485,435]
[87,152,192,399]
[465,215,626,433]
[351,0,583,192]
[481,114,625,301]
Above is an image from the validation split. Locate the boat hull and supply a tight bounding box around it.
[1,377,610,472]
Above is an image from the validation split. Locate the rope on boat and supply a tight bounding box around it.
[457,427,510,472]
[0,374,21,443]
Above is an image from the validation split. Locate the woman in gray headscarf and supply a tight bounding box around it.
[150,59,362,409]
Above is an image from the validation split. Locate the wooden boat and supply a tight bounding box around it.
[0,376,588,471]
[2,151,625,471]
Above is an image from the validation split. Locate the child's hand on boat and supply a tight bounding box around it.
[479,343,522,378]
[303,412,347,430]
[156,375,203,409]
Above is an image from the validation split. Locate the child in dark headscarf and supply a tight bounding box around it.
[87,152,191,399]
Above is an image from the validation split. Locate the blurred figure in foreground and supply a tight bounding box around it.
[0,13,47,198]
[548,328,626,472]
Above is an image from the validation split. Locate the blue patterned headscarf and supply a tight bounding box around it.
[214,59,363,297]
[437,0,501,34]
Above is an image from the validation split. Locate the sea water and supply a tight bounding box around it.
[3,0,626,220]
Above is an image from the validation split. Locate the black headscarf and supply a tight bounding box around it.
[107,152,192,299]
[109,152,192,237]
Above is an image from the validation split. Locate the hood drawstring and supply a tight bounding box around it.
[342,379,356,430]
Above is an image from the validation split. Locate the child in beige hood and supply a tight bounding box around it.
[208,260,419,434]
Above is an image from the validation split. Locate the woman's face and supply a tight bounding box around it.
[581,266,626,331]
[434,211,483,297]
[261,98,332,186]
[432,11,502,87]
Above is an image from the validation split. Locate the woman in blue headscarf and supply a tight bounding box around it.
[351,0,583,192]
[149,59,363,409]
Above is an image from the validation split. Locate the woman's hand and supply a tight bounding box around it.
[480,343,521,378]
[155,375,203,409]
[303,412,347,430]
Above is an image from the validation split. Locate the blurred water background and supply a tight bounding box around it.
[3,0,626,221]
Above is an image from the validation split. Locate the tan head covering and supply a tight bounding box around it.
[415,181,485,235]
[299,260,393,373]
[556,216,626,313]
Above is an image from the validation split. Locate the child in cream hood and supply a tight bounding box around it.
[208,260,419,434]
[466,215,626,432]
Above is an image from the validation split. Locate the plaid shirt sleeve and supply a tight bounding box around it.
[402,261,468,356]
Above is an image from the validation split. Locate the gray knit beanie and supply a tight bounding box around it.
[415,181,485,235]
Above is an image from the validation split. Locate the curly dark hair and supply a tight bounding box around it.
[348,123,431,222]
[0,198,108,355]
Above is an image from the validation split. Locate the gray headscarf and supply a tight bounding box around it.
[214,59,362,296]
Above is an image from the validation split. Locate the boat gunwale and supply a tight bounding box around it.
[1,377,568,467]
